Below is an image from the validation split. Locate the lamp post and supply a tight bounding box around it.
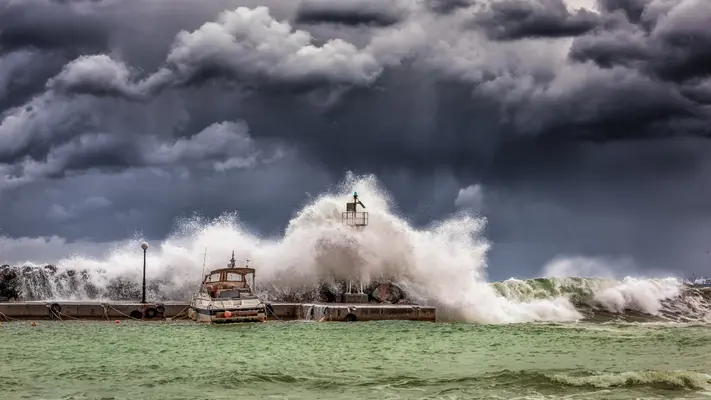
[140,241,149,304]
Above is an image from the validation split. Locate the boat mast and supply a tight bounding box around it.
[228,251,236,268]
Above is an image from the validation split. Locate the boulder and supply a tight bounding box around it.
[369,282,406,304]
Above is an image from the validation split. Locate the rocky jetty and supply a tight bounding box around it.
[0,264,163,301]
[0,264,413,305]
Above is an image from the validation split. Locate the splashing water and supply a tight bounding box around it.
[1,173,699,324]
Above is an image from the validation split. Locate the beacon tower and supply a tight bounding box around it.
[340,191,369,303]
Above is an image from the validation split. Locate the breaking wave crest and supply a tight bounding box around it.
[462,370,711,392]
[180,369,711,392]
[1,173,708,324]
[542,370,711,390]
[493,277,711,323]
[397,369,711,391]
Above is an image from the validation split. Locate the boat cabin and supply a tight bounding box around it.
[201,252,257,299]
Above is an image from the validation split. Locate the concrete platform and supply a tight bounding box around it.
[0,301,436,322]
[0,301,188,321]
[266,302,436,322]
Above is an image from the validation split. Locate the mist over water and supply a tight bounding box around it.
[3,173,705,323]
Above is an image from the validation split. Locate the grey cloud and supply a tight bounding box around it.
[294,0,408,27]
[46,196,112,223]
[47,204,72,222]
[0,51,38,101]
[0,235,126,265]
[2,117,283,189]
[680,79,711,105]
[165,7,382,86]
[83,196,113,209]
[570,0,711,83]
[596,0,651,24]
[0,93,93,165]
[471,0,606,41]
[568,27,650,68]
[46,6,387,104]
[143,121,281,170]
[36,0,711,150]
[1,154,333,242]
[476,63,705,140]
[426,0,477,14]
[0,51,70,111]
[0,1,108,55]
[454,184,485,212]
[47,55,148,100]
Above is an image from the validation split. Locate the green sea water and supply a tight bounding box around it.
[1,320,710,399]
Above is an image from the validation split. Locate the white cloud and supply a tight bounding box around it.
[84,196,113,209]
[47,204,73,221]
[0,235,123,265]
[146,121,276,170]
[44,196,112,222]
[454,184,484,212]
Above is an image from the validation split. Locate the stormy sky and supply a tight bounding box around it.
[1,0,710,280]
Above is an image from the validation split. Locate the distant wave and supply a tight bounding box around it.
[381,369,711,391]
[467,369,711,392]
[491,277,711,323]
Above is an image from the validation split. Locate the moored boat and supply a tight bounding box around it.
[188,252,266,323]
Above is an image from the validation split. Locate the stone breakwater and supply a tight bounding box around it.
[0,264,412,305]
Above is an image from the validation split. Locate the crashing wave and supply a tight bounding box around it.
[1,173,706,324]
[493,277,711,323]
[2,263,708,323]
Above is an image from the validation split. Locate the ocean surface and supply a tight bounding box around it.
[1,320,710,400]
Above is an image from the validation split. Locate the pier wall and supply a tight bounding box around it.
[0,302,187,320]
[266,302,435,322]
[0,301,436,322]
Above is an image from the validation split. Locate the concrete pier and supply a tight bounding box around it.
[267,302,436,322]
[0,301,436,322]
[0,301,188,321]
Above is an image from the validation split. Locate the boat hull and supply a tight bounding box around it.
[188,305,266,323]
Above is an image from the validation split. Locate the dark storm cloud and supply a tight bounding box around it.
[294,0,406,27]
[0,99,285,187]
[0,1,108,55]
[45,6,385,102]
[426,0,478,14]
[570,0,711,83]
[596,0,650,24]
[1,0,711,278]
[471,0,607,40]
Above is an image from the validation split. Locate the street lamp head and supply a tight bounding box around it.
[141,242,149,251]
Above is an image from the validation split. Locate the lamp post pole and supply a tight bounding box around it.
[141,242,149,304]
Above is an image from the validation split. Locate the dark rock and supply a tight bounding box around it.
[0,263,416,304]
[370,282,406,304]
[43,264,58,274]
[318,283,337,302]
[105,277,141,300]
[0,264,20,300]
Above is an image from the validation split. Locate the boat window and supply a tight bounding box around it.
[217,289,241,299]
[226,273,244,282]
[207,273,221,282]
